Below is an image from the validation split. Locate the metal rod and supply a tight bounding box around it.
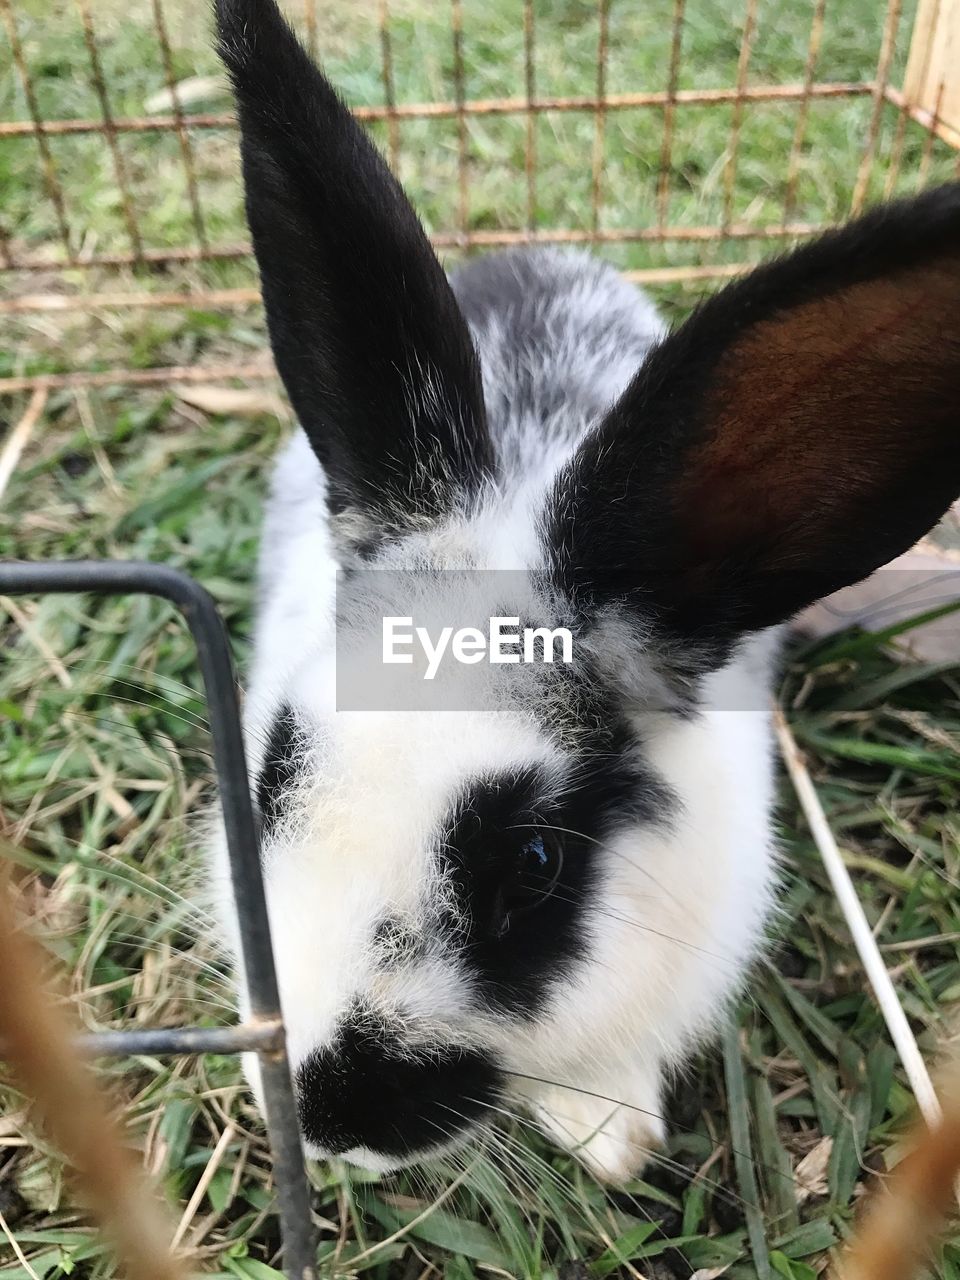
[782,0,827,224]
[656,0,686,230]
[851,0,903,212]
[72,1022,284,1057]
[0,0,74,261]
[74,0,144,261]
[377,0,400,171]
[150,0,208,249]
[918,76,947,186]
[0,362,274,393]
[590,0,611,234]
[1,216,835,276]
[523,0,537,231]
[0,562,316,1280]
[884,83,960,150]
[722,0,759,231]
[0,80,877,138]
[451,0,470,235]
[0,287,263,315]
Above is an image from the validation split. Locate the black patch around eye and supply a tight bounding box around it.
[436,723,671,1018]
[255,704,301,838]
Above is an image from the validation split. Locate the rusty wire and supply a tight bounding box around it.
[0,0,74,263]
[149,0,208,250]
[378,0,400,172]
[851,0,904,213]
[722,0,759,232]
[919,75,948,186]
[782,0,826,225]
[0,82,881,140]
[590,0,611,233]
[523,0,537,232]
[74,0,145,260]
[451,0,470,236]
[656,0,687,231]
[884,0,942,196]
[0,0,956,394]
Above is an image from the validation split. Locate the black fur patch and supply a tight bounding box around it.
[255,704,300,837]
[216,0,494,526]
[436,724,669,1016]
[545,183,960,667]
[296,1007,500,1157]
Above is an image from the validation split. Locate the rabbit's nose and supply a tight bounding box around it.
[294,1005,500,1161]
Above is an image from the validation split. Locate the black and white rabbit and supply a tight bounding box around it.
[210,0,960,1181]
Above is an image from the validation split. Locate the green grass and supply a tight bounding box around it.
[2,1,960,1278]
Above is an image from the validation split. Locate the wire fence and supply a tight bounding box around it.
[1,0,959,393]
[0,559,318,1280]
[2,5,959,1275]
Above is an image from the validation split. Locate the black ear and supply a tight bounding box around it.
[215,0,492,525]
[546,183,960,666]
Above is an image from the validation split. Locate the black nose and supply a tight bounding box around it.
[295,1011,500,1160]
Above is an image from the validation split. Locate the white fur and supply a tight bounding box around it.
[207,249,781,1181]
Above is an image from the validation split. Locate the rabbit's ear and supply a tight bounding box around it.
[546,184,960,666]
[215,0,491,523]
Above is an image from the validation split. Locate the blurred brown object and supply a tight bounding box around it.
[0,862,184,1280]
[839,1079,960,1280]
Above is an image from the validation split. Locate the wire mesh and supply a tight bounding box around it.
[1,0,959,393]
[0,559,318,1280]
[1,4,959,1271]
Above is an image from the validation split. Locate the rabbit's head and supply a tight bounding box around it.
[214,0,960,1180]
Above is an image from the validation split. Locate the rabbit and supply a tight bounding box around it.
[209,0,960,1183]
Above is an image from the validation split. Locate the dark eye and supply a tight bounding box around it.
[502,831,563,919]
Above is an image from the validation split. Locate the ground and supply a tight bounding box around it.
[1,0,960,1277]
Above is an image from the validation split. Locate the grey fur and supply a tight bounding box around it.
[451,247,665,479]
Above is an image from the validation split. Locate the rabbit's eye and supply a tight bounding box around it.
[501,832,563,923]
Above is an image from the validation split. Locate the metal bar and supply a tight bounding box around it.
[782,0,827,224]
[0,264,760,398]
[523,0,537,230]
[0,363,273,391]
[0,217,836,277]
[73,1022,284,1057]
[851,0,903,212]
[884,84,960,151]
[918,76,947,184]
[656,0,686,230]
[451,0,470,236]
[722,0,759,231]
[378,0,400,171]
[74,0,144,261]
[0,362,274,393]
[0,0,74,261]
[0,562,316,1280]
[150,0,208,249]
[884,0,940,195]
[0,81,878,138]
[0,258,777,394]
[5,241,251,270]
[885,95,913,196]
[590,0,611,233]
[624,262,755,283]
[0,287,262,315]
